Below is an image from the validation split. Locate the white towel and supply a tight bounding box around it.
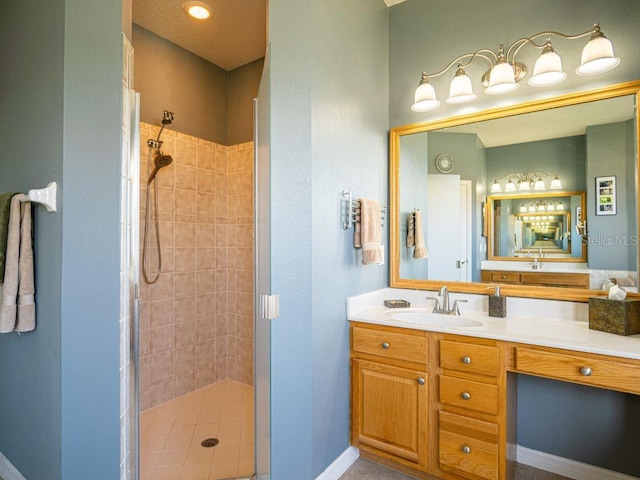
[413,209,428,259]
[358,199,383,265]
[0,195,35,333]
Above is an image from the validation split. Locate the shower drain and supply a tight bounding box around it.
[201,437,220,448]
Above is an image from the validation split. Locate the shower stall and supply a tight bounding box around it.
[137,111,256,479]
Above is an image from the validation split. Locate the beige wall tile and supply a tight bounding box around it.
[140,129,256,403]
[175,165,197,191]
[174,273,196,299]
[175,222,196,248]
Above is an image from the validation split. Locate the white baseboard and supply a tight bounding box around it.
[0,452,27,480]
[315,446,359,480]
[517,445,638,480]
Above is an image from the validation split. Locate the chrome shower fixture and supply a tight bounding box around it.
[162,110,174,125]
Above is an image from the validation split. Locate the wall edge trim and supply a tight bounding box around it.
[315,446,359,480]
[517,445,637,480]
[0,452,28,480]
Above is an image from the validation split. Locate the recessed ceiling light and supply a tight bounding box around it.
[183,1,212,20]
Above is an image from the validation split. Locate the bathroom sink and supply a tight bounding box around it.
[390,312,483,328]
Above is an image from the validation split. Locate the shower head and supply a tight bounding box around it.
[162,110,174,125]
[147,151,173,183]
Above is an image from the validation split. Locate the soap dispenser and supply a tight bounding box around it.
[487,286,507,318]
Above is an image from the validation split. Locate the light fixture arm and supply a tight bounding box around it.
[423,50,497,79]
[507,24,602,64]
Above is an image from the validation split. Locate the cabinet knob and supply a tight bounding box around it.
[417,377,426,385]
[462,445,471,454]
[580,366,592,376]
[461,392,471,400]
[381,342,390,349]
[501,274,507,279]
[461,356,472,364]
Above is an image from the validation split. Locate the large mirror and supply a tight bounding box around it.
[390,82,640,302]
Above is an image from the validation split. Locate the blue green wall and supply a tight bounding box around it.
[0,1,64,478]
[0,1,123,479]
[586,120,637,271]
[268,0,389,477]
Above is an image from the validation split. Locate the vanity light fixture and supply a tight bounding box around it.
[411,23,620,112]
[490,171,562,194]
[183,1,213,20]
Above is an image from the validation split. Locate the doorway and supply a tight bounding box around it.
[126,3,267,479]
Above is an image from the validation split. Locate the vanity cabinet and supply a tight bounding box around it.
[351,321,640,479]
[481,270,589,288]
[350,324,429,471]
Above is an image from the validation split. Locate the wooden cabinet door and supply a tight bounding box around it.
[352,359,428,467]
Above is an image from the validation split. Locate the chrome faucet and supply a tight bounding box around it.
[429,286,467,315]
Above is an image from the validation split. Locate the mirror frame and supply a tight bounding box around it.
[487,191,587,262]
[390,81,640,302]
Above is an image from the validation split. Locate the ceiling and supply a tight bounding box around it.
[132,0,267,71]
[441,95,636,148]
[133,0,401,71]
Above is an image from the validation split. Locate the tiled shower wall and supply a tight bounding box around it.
[138,122,254,410]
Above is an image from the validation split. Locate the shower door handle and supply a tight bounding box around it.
[260,294,280,320]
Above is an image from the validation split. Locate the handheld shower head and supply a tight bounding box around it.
[148,151,173,183]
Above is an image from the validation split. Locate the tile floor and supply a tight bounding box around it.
[338,459,575,480]
[140,379,254,480]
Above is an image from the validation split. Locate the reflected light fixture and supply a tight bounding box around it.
[411,24,620,113]
[490,172,562,194]
[183,1,213,20]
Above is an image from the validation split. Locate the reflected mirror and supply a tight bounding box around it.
[488,192,586,261]
[390,82,640,301]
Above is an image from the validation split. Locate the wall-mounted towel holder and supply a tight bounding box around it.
[20,182,57,212]
[342,190,386,230]
[407,208,420,230]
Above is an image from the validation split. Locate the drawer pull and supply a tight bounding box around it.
[417,377,426,385]
[461,445,471,454]
[580,366,592,376]
[381,342,390,349]
[501,274,507,279]
[461,356,472,364]
[461,392,471,400]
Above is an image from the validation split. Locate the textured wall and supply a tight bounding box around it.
[0,1,64,478]
[267,0,390,478]
[138,123,254,410]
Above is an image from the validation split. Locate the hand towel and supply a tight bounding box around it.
[353,207,362,248]
[16,200,35,332]
[358,198,383,265]
[0,192,19,283]
[406,211,415,247]
[413,209,428,259]
[0,195,35,333]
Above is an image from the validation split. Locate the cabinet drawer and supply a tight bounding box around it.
[352,326,427,364]
[520,272,590,288]
[439,426,498,480]
[440,375,499,415]
[440,340,499,378]
[515,347,640,395]
[488,271,519,283]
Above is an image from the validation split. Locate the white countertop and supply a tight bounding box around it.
[348,288,640,361]
[481,260,588,274]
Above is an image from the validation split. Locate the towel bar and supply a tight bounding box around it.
[342,190,386,230]
[19,182,57,212]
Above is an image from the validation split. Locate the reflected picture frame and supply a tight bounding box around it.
[595,175,616,216]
